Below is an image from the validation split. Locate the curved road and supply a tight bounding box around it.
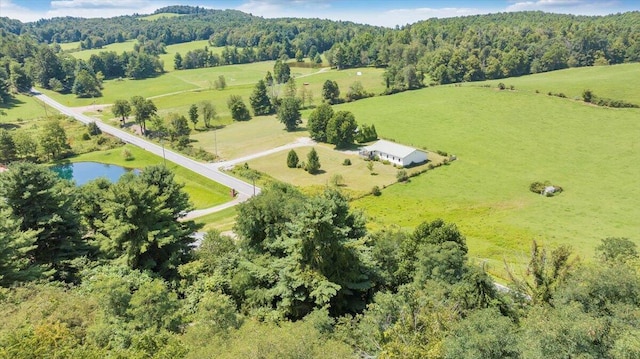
[32,90,260,198]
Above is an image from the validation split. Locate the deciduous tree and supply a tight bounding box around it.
[227,95,251,121]
[112,99,131,126]
[277,96,301,131]
[326,110,357,148]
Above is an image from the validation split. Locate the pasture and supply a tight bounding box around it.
[336,82,639,275]
[480,63,640,104]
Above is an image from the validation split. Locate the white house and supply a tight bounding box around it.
[360,139,427,167]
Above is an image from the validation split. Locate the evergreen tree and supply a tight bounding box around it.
[249,80,272,116]
[286,149,299,168]
[0,206,43,286]
[0,129,16,163]
[96,167,197,281]
[306,148,321,174]
[0,162,86,281]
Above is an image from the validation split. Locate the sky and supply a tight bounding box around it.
[1,0,638,27]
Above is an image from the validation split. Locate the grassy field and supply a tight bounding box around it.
[333,82,640,277]
[139,13,184,21]
[479,63,640,104]
[71,145,231,209]
[245,144,441,197]
[0,93,58,122]
[159,41,227,72]
[58,41,81,51]
[67,40,137,61]
[194,207,237,232]
[191,114,306,160]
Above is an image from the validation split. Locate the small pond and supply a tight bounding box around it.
[52,162,140,186]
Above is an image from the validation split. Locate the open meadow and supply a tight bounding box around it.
[331,70,639,277]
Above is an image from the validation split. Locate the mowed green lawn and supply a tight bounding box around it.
[480,63,640,104]
[71,145,230,209]
[1,93,58,122]
[245,145,439,197]
[336,84,640,275]
[191,115,306,160]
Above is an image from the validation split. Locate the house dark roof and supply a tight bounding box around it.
[363,140,422,158]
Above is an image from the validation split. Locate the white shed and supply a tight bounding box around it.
[360,140,427,167]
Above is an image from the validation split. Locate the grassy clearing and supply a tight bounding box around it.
[296,67,387,101]
[334,84,640,273]
[191,115,306,161]
[245,144,440,197]
[58,41,81,51]
[1,93,58,122]
[139,13,184,21]
[479,63,640,104]
[71,145,230,209]
[159,41,227,72]
[68,40,136,61]
[194,207,238,232]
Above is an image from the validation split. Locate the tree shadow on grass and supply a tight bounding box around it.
[309,169,326,175]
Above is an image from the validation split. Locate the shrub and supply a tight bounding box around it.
[396,169,409,182]
[122,148,134,161]
[342,158,351,166]
[81,133,91,140]
[330,174,344,187]
[306,148,321,174]
[96,136,107,145]
[382,160,390,165]
[509,85,515,90]
[582,89,593,103]
[498,83,506,90]
[87,121,101,136]
[287,149,299,168]
[371,185,381,196]
[436,150,448,156]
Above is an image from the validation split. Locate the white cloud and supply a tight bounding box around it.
[0,0,48,22]
[506,0,621,14]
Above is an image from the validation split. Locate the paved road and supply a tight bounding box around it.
[32,90,260,197]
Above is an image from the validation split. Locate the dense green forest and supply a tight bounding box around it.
[1,8,639,100]
[1,165,639,357]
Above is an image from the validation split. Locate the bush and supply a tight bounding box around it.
[582,89,593,103]
[81,133,91,140]
[371,185,381,196]
[436,150,448,156]
[342,158,351,166]
[498,83,506,90]
[87,121,101,136]
[382,160,390,165]
[396,169,409,182]
[122,148,134,161]
[330,174,344,187]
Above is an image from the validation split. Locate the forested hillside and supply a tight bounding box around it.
[1,8,639,102]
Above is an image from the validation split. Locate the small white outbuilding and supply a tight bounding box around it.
[360,139,427,167]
